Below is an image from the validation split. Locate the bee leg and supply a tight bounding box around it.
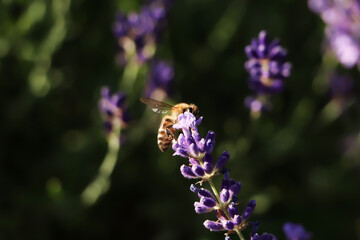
[165,127,176,141]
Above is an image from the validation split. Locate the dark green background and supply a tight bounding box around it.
[1,0,360,239]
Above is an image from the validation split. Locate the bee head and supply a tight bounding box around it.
[188,104,199,117]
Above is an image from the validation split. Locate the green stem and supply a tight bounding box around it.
[208,178,245,240]
[121,57,139,93]
[81,127,121,206]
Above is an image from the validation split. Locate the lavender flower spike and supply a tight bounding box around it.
[245,30,291,94]
[169,112,275,239]
[99,87,129,134]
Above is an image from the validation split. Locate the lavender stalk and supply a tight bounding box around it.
[244,30,291,118]
[168,112,275,239]
[81,87,129,205]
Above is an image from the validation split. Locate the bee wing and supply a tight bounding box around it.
[140,97,174,114]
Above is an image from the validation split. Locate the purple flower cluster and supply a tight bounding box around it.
[171,112,274,239]
[283,222,312,240]
[308,0,360,68]
[98,87,129,133]
[113,0,172,65]
[144,60,174,100]
[244,31,291,115]
[245,30,291,94]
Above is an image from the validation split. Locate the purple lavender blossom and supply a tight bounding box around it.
[113,0,172,65]
[244,30,291,94]
[308,0,360,68]
[145,60,174,100]
[99,87,129,133]
[172,112,231,180]
[170,112,274,238]
[283,222,312,240]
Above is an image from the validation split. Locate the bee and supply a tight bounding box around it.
[140,97,199,152]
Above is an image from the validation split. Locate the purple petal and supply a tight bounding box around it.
[228,202,239,218]
[204,131,216,154]
[221,220,235,230]
[215,151,230,170]
[242,200,256,219]
[229,181,242,196]
[194,202,214,213]
[204,220,225,231]
[192,164,205,177]
[201,197,217,208]
[203,153,214,173]
[180,165,197,179]
[198,188,216,199]
[220,189,230,203]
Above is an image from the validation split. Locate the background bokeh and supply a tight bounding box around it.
[1,0,360,239]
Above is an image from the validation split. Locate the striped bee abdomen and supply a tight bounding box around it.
[157,116,175,152]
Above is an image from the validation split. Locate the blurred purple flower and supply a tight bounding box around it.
[145,60,174,99]
[113,0,172,65]
[308,0,360,68]
[330,73,353,99]
[244,31,291,116]
[99,87,129,133]
[245,30,291,94]
[244,95,271,117]
[283,222,312,240]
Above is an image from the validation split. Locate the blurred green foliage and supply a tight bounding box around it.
[1,0,360,239]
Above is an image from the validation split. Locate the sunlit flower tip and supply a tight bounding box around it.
[221,177,242,202]
[245,30,291,93]
[194,200,216,213]
[233,215,242,225]
[283,222,312,240]
[205,131,216,153]
[172,146,189,158]
[220,188,230,203]
[228,202,239,218]
[242,200,256,219]
[214,151,230,170]
[190,184,198,193]
[200,196,217,208]
[221,219,235,230]
[225,236,231,240]
[204,220,225,231]
[180,165,197,178]
[190,184,216,200]
[203,154,214,173]
[192,164,205,177]
[251,233,277,240]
